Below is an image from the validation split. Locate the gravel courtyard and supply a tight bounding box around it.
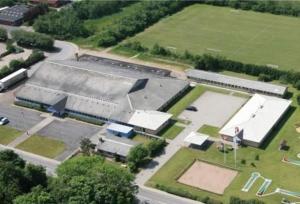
[179,91,248,128]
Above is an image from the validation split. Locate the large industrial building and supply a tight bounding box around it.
[0,4,39,26]
[16,56,189,134]
[186,69,287,97]
[219,94,291,147]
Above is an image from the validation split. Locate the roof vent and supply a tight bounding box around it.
[251,114,256,118]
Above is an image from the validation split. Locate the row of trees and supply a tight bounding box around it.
[127,138,166,172]
[97,0,193,47]
[200,0,300,17]
[0,50,45,79]
[33,0,132,40]
[11,30,54,50]
[119,41,300,90]
[1,150,138,204]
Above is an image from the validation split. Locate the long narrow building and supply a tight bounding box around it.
[186,69,287,97]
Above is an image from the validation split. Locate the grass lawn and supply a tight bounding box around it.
[127,4,300,71]
[148,86,300,203]
[167,85,230,117]
[0,126,22,145]
[159,122,185,140]
[132,134,152,144]
[17,135,66,159]
[197,124,220,138]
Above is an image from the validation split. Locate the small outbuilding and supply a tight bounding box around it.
[184,132,209,147]
[107,123,133,138]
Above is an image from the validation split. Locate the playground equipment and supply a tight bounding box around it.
[276,188,300,199]
[282,156,300,166]
[256,179,272,196]
[242,172,261,192]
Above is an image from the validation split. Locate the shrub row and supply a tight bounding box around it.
[229,196,265,204]
[97,1,193,47]
[11,30,54,50]
[119,41,300,89]
[200,0,300,17]
[0,50,45,79]
[155,184,223,204]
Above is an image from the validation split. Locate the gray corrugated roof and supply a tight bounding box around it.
[16,59,189,123]
[0,5,31,22]
[186,69,287,96]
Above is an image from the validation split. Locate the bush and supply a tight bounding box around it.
[241,159,246,165]
[11,30,54,50]
[122,41,148,52]
[297,94,300,105]
[23,50,45,68]
[146,139,166,157]
[258,73,272,82]
[9,59,24,70]
[155,184,223,203]
[230,196,265,204]
[0,28,7,42]
[127,144,148,172]
[295,80,300,90]
[255,154,260,161]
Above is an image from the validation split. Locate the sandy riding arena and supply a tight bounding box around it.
[178,161,238,194]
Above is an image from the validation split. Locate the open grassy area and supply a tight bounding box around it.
[166,85,230,118]
[17,135,66,159]
[132,134,152,144]
[197,125,220,138]
[147,86,300,203]
[126,4,300,71]
[159,122,185,140]
[73,2,142,48]
[0,126,22,145]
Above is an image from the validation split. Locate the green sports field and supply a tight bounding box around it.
[129,4,300,71]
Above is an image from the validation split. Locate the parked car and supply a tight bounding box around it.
[0,117,9,125]
[186,106,198,111]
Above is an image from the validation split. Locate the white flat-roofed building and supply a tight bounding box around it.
[186,69,287,97]
[128,110,172,134]
[184,132,209,147]
[219,94,291,147]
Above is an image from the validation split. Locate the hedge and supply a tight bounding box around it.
[0,28,7,42]
[11,30,54,50]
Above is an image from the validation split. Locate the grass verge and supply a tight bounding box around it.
[159,122,185,140]
[0,126,22,145]
[17,135,66,159]
[197,125,220,138]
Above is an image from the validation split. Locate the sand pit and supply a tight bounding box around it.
[178,161,238,194]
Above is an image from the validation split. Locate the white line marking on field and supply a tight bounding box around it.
[130,53,140,59]
[207,48,222,52]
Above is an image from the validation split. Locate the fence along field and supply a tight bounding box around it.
[130,4,300,71]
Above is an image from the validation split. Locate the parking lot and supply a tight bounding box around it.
[179,91,247,128]
[37,120,102,161]
[0,103,44,131]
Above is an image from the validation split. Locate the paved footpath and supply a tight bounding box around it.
[135,121,200,185]
[8,117,55,147]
